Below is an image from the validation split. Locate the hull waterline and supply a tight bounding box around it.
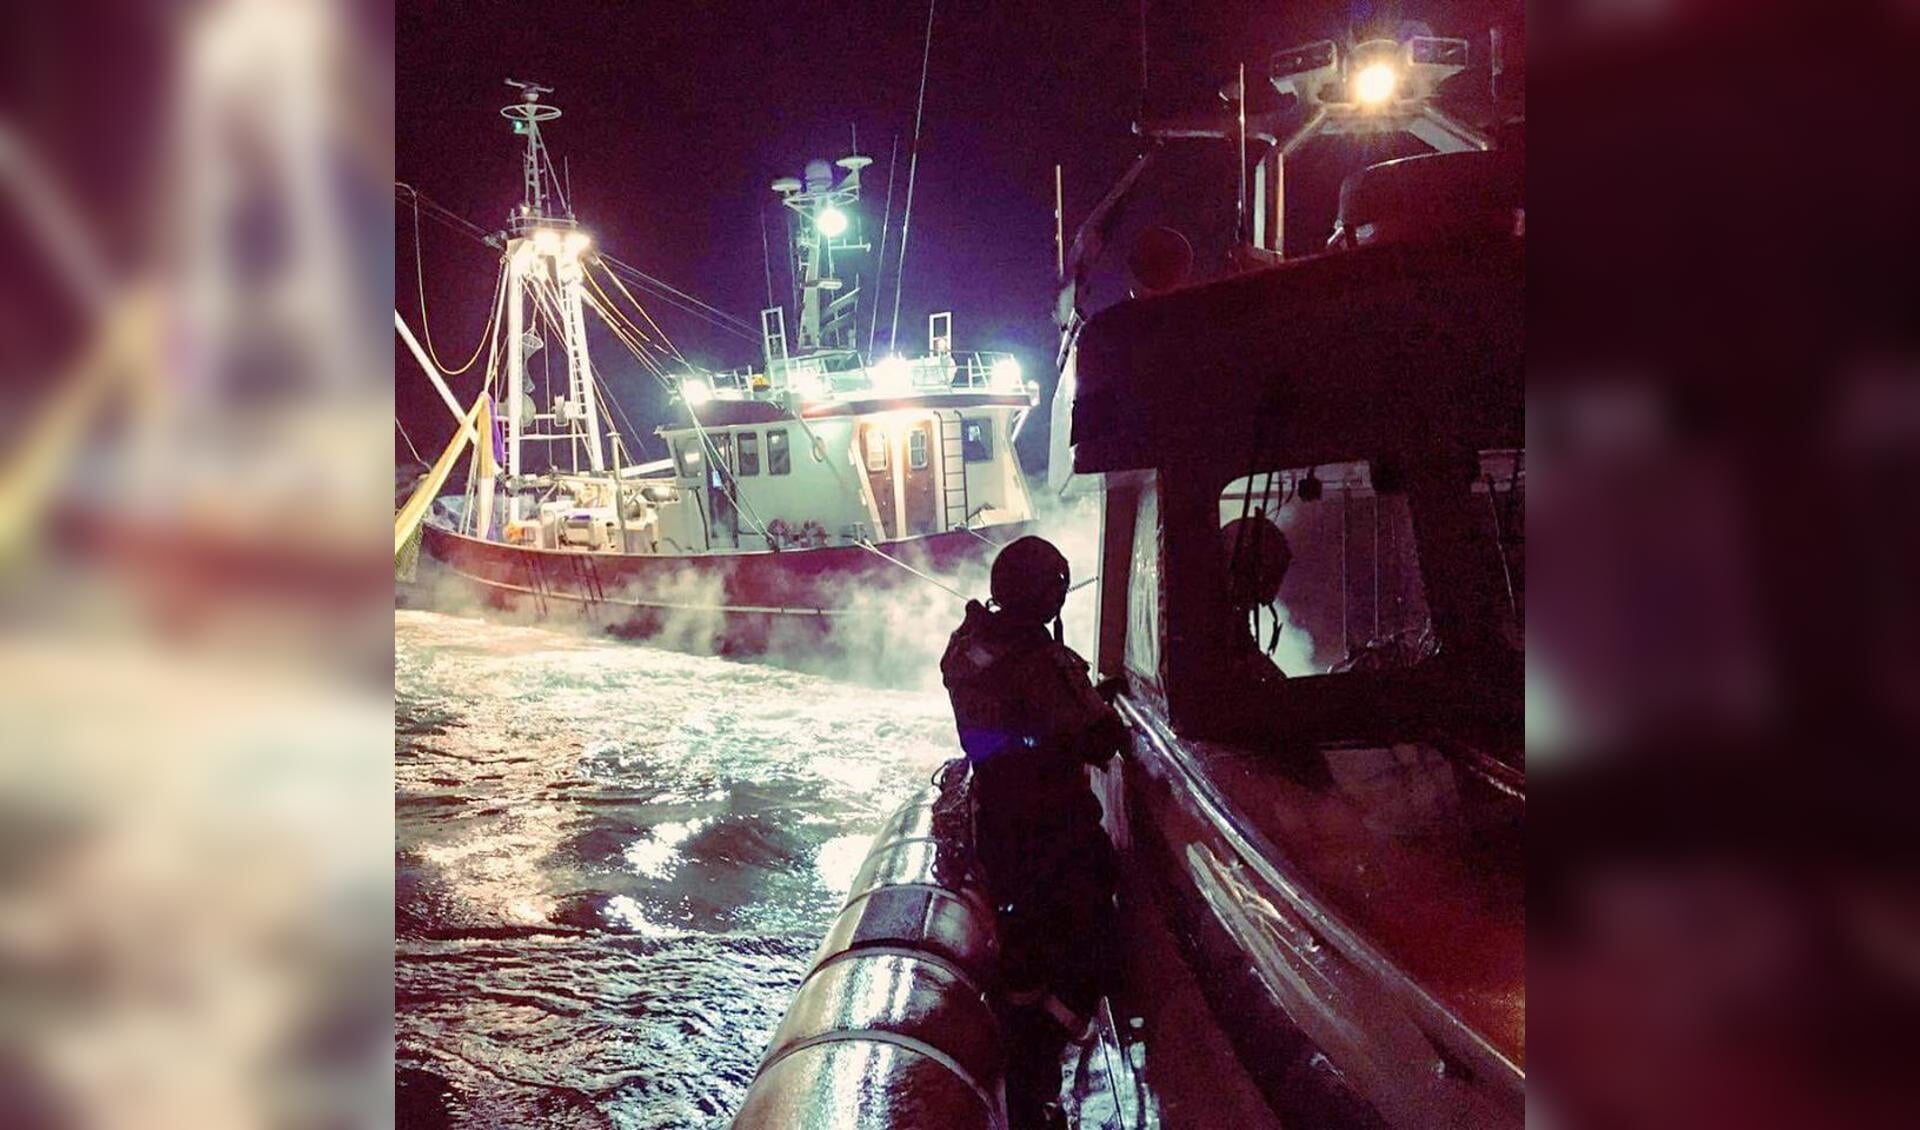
[419,520,1031,659]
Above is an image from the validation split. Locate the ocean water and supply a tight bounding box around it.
[394,609,958,1128]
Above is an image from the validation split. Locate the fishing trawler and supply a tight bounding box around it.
[395,83,1039,652]
[731,29,1523,1130]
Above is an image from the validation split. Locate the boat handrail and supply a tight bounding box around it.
[681,349,1024,404]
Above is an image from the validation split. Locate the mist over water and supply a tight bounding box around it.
[395,610,958,1128]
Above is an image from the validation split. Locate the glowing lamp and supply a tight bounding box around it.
[681,378,713,406]
[791,370,828,401]
[1354,62,1397,105]
[815,205,849,238]
[562,230,592,259]
[990,356,1023,392]
[871,355,912,393]
[532,228,562,257]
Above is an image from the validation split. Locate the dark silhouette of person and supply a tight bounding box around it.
[941,535,1126,1128]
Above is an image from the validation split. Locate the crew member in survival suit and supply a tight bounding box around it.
[940,535,1127,1128]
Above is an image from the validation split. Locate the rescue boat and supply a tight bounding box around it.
[1048,31,1526,1129]
[735,25,1522,1128]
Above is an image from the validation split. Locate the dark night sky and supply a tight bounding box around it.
[395,1,1519,470]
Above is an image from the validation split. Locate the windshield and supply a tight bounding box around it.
[1219,450,1523,682]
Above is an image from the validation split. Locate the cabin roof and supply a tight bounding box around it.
[1060,232,1523,481]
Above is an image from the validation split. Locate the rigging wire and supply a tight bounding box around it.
[597,259,695,366]
[759,206,776,313]
[867,132,901,358]
[889,0,938,353]
[682,408,778,545]
[582,272,666,366]
[582,285,657,370]
[856,538,966,600]
[570,271,777,543]
[575,286,668,461]
[573,294,651,444]
[530,273,645,470]
[599,252,759,342]
[394,182,757,346]
[398,183,499,247]
[395,417,424,466]
[587,270,681,376]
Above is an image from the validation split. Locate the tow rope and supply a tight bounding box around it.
[854,538,969,600]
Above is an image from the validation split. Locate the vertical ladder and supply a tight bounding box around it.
[760,307,789,373]
[522,553,550,618]
[569,553,605,621]
[939,412,970,531]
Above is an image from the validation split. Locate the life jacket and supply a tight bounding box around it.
[940,601,1122,774]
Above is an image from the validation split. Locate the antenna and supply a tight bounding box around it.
[1138,0,1149,117]
[1054,164,1065,280]
[890,0,938,354]
[499,80,562,230]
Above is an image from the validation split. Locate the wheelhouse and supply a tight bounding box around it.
[1056,152,1525,1128]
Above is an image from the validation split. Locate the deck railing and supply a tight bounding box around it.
[683,350,1024,404]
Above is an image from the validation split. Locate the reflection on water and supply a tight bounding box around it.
[395,610,955,1128]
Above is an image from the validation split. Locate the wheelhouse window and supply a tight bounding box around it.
[737,431,761,476]
[767,428,791,475]
[961,418,993,462]
[907,429,929,470]
[1471,448,1525,649]
[708,433,733,488]
[674,439,703,478]
[1219,460,1432,680]
[1126,480,1164,690]
[865,428,889,472]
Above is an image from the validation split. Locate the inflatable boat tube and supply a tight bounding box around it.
[733,770,1007,1128]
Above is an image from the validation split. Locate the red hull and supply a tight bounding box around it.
[418,521,1027,663]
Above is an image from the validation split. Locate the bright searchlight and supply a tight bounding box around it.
[681,378,713,406]
[871,355,912,392]
[1354,62,1398,105]
[990,356,1023,391]
[815,205,849,238]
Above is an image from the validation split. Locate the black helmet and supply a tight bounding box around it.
[990,536,1070,622]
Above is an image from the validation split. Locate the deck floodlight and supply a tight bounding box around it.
[990,356,1023,391]
[1354,62,1398,106]
[1268,38,1340,101]
[872,354,912,392]
[791,369,828,400]
[532,228,562,257]
[816,205,849,238]
[681,377,713,406]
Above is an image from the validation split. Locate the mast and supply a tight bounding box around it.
[771,153,870,355]
[499,80,603,500]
